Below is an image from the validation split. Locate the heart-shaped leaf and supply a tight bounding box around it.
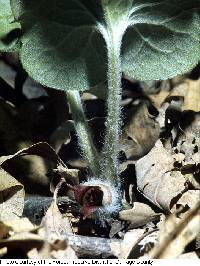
[9,0,200,91]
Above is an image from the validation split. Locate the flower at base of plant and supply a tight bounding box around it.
[67,178,121,218]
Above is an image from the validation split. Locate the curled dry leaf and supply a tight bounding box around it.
[50,120,74,153]
[0,167,24,221]
[149,202,200,259]
[119,202,161,228]
[135,140,187,211]
[127,230,159,259]
[121,103,160,159]
[0,99,54,194]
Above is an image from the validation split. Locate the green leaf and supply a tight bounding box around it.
[11,0,107,91]
[11,0,200,91]
[0,0,20,51]
[122,0,200,80]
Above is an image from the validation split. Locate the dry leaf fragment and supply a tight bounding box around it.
[121,103,160,159]
[182,79,200,112]
[0,232,43,252]
[127,230,159,259]
[150,202,200,258]
[135,140,187,211]
[170,190,200,215]
[42,201,72,243]
[119,202,161,228]
[50,120,73,153]
[0,168,24,221]
[0,222,11,240]
[1,217,35,234]
[119,229,145,258]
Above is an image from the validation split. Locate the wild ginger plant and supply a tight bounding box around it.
[0,0,200,215]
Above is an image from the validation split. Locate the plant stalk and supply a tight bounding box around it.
[66,90,101,178]
[101,32,122,186]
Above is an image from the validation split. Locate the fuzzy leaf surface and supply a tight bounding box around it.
[11,0,200,91]
[11,0,106,91]
[122,0,200,80]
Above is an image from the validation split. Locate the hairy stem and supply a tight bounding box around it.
[101,33,122,186]
[66,90,101,178]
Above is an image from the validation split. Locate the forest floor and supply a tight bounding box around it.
[0,52,199,259]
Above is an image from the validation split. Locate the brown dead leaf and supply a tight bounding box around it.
[0,232,43,252]
[0,98,69,195]
[149,90,170,109]
[150,202,200,258]
[42,202,72,243]
[50,120,73,153]
[171,190,200,214]
[135,140,187,211]
[121,103,160,159]
[119,229,145,258]
[127,229,159,259]
[1,217,35,234]
[0,142,64,166]
[182,79,200,112]
[0,217,35,241]
[0,222,11,240]
[175,111,200,165]
[0,142,77,196]
[184,173,200,189]
[119,202,161,228]
[0,168,24,221]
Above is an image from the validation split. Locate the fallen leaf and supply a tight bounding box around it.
[1,217,35,234]
[42,202,72,243]
[171,190,200,214]
[0,222,11,240]
[121,103,160,159]
[0,167,24,221]
[182,79,200,112]
[175,111,200,165]
[150,202,200,258]
[127,230,159,259]
[119,202,161,228]
[0,232,43,252]
[135,140,187,211]
[119,229,145,258]
[0,142,72,196]
[50,120,73,153]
